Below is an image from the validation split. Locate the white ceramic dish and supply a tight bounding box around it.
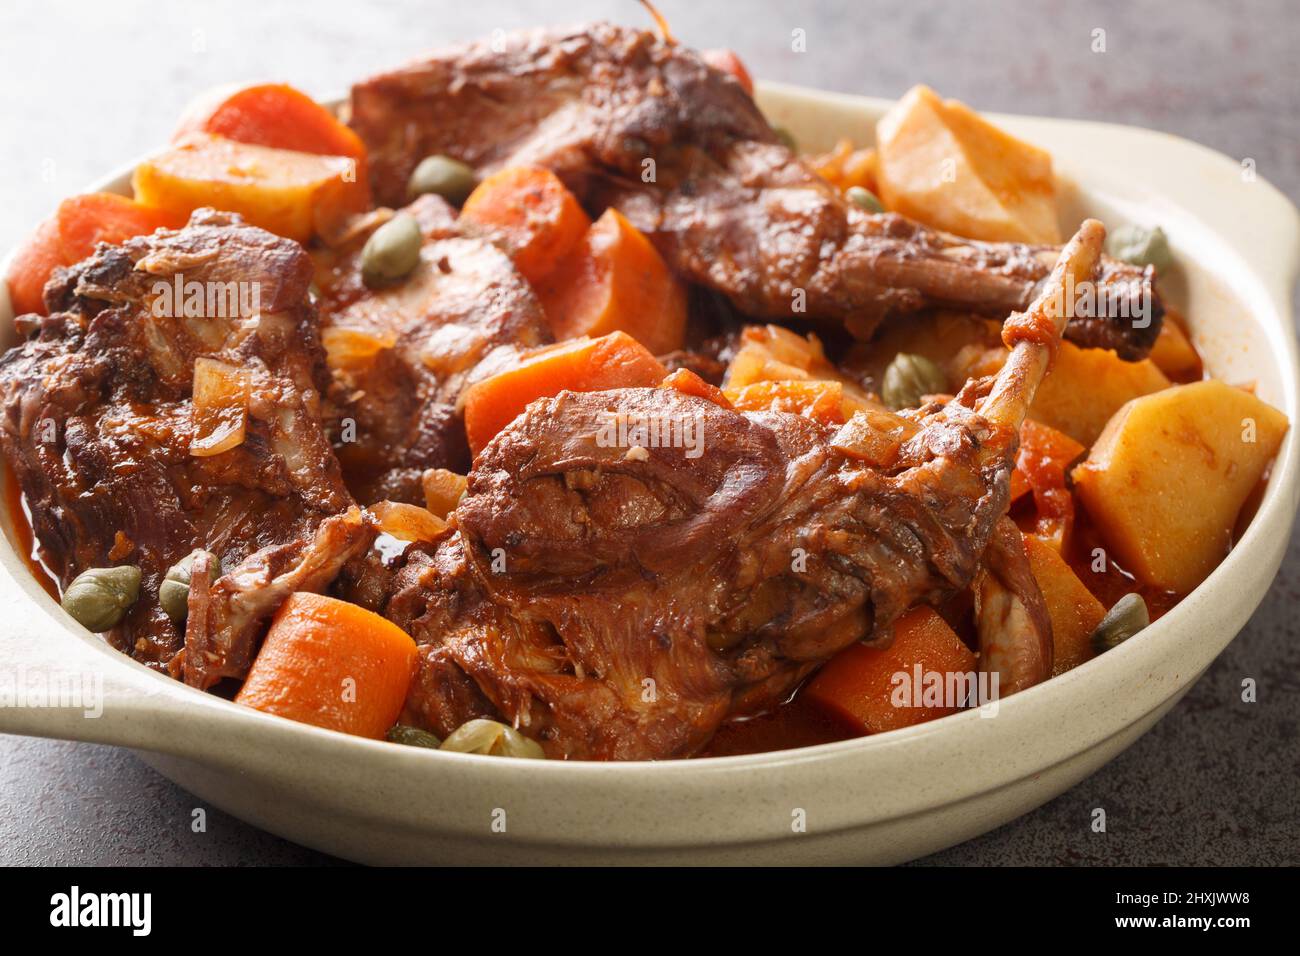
[0,83,1296,865]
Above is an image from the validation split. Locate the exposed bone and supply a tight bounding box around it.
[978,219,1106,432]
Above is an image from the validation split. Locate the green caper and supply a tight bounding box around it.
[881,352,947,410]
[159,549,220,623]
[61,565,142,632]
[407,154,477,204]
[1091,593,1150,653]
[361,214,422,288]
[846,185,884,213]
[773,126,798,152]
[386,724,443,749]
[439,718,546,759]
[1106,223,1172,273]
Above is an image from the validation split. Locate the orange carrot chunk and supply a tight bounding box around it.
[5,218,64,316]
[56,193,185,262]
[537,207,688,356]
[175,82,368,173]
[460,166,591,284]
[725,379,847,425]
[1013,419,1085,551]
[462,331,668,457]
[5,194,183,317]
[235,592,417,739]
[805,606,978,735]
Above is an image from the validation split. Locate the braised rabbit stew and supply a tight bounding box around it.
[1,22,1287,760]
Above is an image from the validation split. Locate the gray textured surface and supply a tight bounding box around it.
[0,0,1296,866]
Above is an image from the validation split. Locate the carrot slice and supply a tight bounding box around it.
[175,83,367,176]
[5,194,183,316]
[537,207,688,356]
[1013,419,1085,551]
[56,193,185,263]
[1147,314,1203,382]
[235,592,417,739]
[460,166,591,283]
[805,606,978,735]
[5,217,64,316]
[462,331,668,457]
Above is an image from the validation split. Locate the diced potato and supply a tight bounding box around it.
[133,133,367,243]
[1147,316,1203,382]
[1029,341,1171,446]
[1023,535,1105,675]
[1072,380,1289,593]
[876,85,1060,244]
[830,408,911,468]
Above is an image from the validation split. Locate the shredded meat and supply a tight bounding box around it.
[348,22,1161,358]
[0,209,370,683]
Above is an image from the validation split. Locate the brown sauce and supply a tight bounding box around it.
[1067,511,1180,621]
[2,459,58,600]
[701,693,859,756]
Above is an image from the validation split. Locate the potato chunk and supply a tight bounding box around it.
[133,133,366,243]
[1023,535,1105,675]
[876,85,1060,243]
[1147,317,1203,382]
[1072,380,1289,593]
[1029,341,1171,446]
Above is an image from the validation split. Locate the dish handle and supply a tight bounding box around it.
[0,571,205,749]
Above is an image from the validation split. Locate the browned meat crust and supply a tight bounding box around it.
[348,22,1161,358]
[0,210,368,681]
[387,383,1016,759]
[383,218,1109,760]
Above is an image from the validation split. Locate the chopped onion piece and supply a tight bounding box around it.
[190,357,250,457]
[370,500,448,543]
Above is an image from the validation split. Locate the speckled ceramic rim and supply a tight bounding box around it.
[0,83,1296,857]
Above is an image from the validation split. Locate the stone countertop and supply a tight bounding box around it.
[0,0,1296,865]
